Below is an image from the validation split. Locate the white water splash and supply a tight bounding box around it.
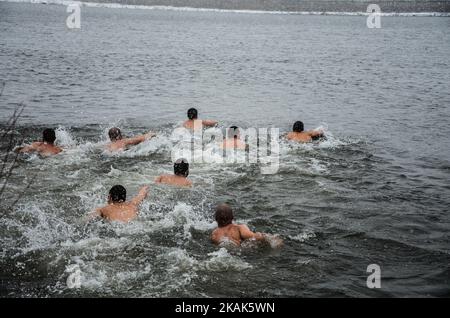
[290,230,317,242]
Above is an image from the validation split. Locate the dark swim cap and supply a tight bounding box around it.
[109,185,126,203]
[174,158,189,177]
[187,108,198,120]
[228,126,239,139]
[42,128,56,143]
[293,121,304,133]
[215,204,233,227]
[108,127,122,141]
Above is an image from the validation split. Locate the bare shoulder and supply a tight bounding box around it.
[159,174,169,181]
[96,206,107,218]
[30,142,44,150]
[107,141,124,151]
[286,132,294,140]
[237,224,250,230]
[211,228,220,243]
[53,145,63,154]
[236,224,255,238]
[183,120,193,129]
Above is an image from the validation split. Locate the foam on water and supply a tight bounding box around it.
[8,201,77,255]
[55,126,78,148]
[3,0,449,17]
[203,248,252,271]
[289,230,317,242]
[34,203,215,294]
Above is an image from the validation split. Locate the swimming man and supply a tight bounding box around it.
[220,126,246,150]
[88,185,149,222]
[286,121,324,143]
[16,128,62,156]
[211,204,282,247]
[155,158,192,187]
[183,108,218,130]
[106,127,155,151]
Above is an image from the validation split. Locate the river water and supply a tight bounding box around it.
[0,2,449,297]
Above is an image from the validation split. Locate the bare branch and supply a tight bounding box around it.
[0,83,33,211]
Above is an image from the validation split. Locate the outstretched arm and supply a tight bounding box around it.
[238,224,265,241]
[16,143,38,153]
[202,120,218,127]
[131,185,149,206]
[239,224,283,247]
[123,132,156,147]
[308,129,324,138]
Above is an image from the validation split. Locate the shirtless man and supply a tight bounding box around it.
[106,127,156,151]
[220,126,246,150]
[16,128,62,156]
[211,204,282,247]
[183,108,217,130]
[88,185,149,222]
[155,158,192,187]
[286,121,324,143]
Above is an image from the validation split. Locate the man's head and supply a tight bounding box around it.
[215,204,234,227]
[42,128,56,144]
[227,126,240,139]
[187,108,198,120]
[108,185,126,203]
[174,158,189,177]
[108,127,122,142]
[293,121,304,133]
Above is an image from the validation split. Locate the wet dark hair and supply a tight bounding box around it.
[174,158,189,177]
[108,127,122,141]
[42,128,56,144]
[228,126,239,139]
[109,185,126,203]
[293,121,304,133]
[187,108,198,120]
[215,204,233,227]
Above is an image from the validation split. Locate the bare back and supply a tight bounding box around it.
[183,119,217,130]
[19,142,62,156]
[286,132,313,143]
[211,224,263,246]
[287,129,324,143]
[89,185,148,223]
[155,174,192,187]
[221,138,246,150]
[106,140,129,152]
[98,203,139,222]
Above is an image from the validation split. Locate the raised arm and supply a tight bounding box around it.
[131,185,149,206]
